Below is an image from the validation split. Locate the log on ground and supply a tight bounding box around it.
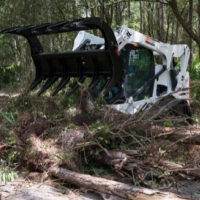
[50,167,186,200]
[161,160,200,179]
[148,126,200,145]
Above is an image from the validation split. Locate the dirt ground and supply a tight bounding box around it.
[0,176,125,200]
[0,175,200,200]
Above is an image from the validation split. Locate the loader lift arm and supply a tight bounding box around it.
[107,26,191,114]
[115,26,190,91]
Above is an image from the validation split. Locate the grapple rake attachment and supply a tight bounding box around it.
[1,17,123,101]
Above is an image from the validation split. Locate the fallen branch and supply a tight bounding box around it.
[164,128,200,145]
[50,166,186,200]
[161,161,200,179]
[0,144,10,151]
[141,126,200,145]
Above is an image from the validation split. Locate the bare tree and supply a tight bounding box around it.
[188,0,193,70]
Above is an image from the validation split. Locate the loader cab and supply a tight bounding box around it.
[122,44,155,100]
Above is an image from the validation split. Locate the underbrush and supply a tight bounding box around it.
[0,92,199,198]
[190,80,200,122]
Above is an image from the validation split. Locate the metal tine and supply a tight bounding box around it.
[60,25,89,31]
[60,19,88,31]
[106,89,123,104]
[31,23,52,33]
[88,57,100,89]
[16,25,36,33]
[88,76,103,99]
[29,76,45,90]
[60,19,82,29]
[65,76,86,98]
[37,76,59,97]
[99,77,113,97]
[89,76,102,89]
[59,26,76,32]
[69,18,85,24]
[46,21,71,33]
[51,76,70,96]
[1,27,23,34]
[47,21,69,30]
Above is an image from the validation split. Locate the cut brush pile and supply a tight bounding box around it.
[0,93,200,200]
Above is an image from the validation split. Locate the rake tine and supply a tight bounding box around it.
[16,25,36,33]
[98,77,112,97]
[88,56,100,89]
[89,76,102,89]
[47,21,69,31]
[37,76,58,96]
[1,27,22,34]
[29,76,45,91]
[99,77,114,97]
[31,23,52,33]
[51,76,70,96]
[105,87,123,104]
[65,76,85,98]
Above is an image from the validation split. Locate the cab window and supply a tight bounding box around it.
[123,45,154,100]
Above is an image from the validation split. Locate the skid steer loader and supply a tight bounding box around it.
[0,17,191,116]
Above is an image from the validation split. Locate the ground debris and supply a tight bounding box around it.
[0,94,200,200]
[50,167,186,200]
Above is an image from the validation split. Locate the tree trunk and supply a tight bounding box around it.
[72,0,77,19]
[147,2,151,36]
[198,0,200,58]
[102,0,105,21]
[170,13,175,43]
[174,19,179,43]
[50,167,186,200]
[169,0,200,47]
[165,12,170,42]
[152,126,200,145]
[161,161,200,179]
[156,3,161,40]
[139,1,143,32]
[142,1,146,33]
[161,3,166,42]
[128,0,131,26]
[188,0,193,71]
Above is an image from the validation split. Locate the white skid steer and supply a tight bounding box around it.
[1,17,191,116]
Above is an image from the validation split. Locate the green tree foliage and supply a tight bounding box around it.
[0,0,199,90]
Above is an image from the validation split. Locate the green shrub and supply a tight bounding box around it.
[0,61,21,90]
[191,55,200,80]
[0,168,18,184]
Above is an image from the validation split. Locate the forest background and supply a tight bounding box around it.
[1,1,200,199]
[0,0,199,91]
